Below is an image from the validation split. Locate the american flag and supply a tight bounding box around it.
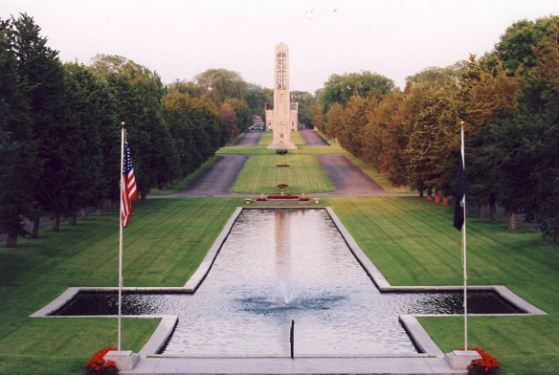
[121,141,138,227]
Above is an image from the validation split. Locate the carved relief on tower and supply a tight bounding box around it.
[276,51,287,90]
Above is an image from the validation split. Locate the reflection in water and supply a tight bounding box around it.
[54,209,522,357]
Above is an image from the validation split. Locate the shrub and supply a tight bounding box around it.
[82,347,118,375]
[468,348,500,375]
[278,183,288,189]
[276,149,288,155]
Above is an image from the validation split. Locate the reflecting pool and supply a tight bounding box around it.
[54,209,521,357]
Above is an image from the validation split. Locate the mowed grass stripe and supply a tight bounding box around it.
[231,154,334,193]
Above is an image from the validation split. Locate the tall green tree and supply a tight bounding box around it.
[12,13,66,238]
[322,71,394,112]
[0,18,35,247]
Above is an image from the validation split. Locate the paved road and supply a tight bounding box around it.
[300,129,329,146]
[236,131,263,146]
[176,155,248,196]
[317,155,387,195]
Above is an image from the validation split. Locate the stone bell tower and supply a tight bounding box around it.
[265,43,297,149]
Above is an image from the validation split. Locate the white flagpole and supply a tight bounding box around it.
[461,122,468,352]
[118,122,125,351]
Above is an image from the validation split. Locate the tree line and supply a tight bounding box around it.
[0,14,272,247]
[312,16,559,243]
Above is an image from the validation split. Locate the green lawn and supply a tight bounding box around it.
[0,198,239,375]
[257,131,271,145]
[258,131,305,146]
[328,197,559,375]
[231,154,334,193]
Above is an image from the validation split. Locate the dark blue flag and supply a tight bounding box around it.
[453,154,466,230]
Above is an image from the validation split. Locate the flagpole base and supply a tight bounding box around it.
[445,350,481,370]
[105,350,140,371]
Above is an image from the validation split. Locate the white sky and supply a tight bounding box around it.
[2,0,558,92]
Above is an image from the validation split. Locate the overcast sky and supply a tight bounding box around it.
[2,0,558,92]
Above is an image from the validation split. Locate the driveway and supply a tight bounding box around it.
[236,132,262,146]
[317,155,387,195]
[177,155,248,196]
[300,129,329,145]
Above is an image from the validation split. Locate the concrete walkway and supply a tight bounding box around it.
[123,357,465,375]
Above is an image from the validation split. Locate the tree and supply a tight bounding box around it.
[325,102,344,140]
[12,13,66,238]
[362,91,408,186]
[91,54,170,198]
[322,71,394,112]
[495,16,559,74]
[195,68,248,103]
[0,18,35,247]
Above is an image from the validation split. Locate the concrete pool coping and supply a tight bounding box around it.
[31,206,546,374]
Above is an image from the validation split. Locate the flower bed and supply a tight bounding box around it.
[468,348,500,375]
[276,164,290,167]
[299,197,310,201]
[267,194,300,199]
[83,347,118,375]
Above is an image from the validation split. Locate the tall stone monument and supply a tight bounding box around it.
[266,43,298,149]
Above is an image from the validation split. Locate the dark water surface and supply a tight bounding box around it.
[53,209,522,357]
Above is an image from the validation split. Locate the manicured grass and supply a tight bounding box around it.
[290,131,305,145]
[257,131,272,145]
[149,156,218,196]
[328,196,559,375]
[257,131,305,146]
[344,155,413,194]
[231,154,334,194]
[217,145,274,155]
[0,198,239,375]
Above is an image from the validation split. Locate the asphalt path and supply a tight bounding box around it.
[317,154,387,195]
[236,131,263,146]
[177,155,248,196]
[300,129,329,145]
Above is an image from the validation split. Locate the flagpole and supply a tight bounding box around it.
[461,121,468,352]
[118,122,125,352]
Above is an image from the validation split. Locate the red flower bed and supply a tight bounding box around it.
[83,347,118,375]
[256,197,267,201]
[267,194,300,199]
[299,197,310,201]
[468,347,500,375]
[276,164,290,168]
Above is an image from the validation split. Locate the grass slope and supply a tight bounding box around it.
[328,197,559,375]
[231,154,334,194]
[0,198,238,375]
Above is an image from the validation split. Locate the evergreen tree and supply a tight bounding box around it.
[11,13,65,238]
[0,18,35,247]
